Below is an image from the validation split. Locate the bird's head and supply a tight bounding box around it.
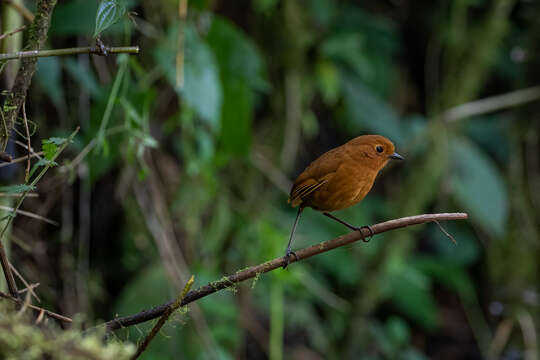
[347,135,404,170]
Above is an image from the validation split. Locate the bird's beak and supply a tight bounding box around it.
[389,152,404,160]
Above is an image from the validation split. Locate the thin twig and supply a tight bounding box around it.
[104,212,468,332]
[9,263,40,302]
[0,290,72,323]
[15,140,41,159]
[0,205,59,226]
[0,126,79,299]
[0,151,43,168]
[0,193,38,197]
[132,276,195,360]
[0,25,26,40]
[22,103,31,182]
[434,220,457,244]
[443,85,540,121]
[0,46,140,61]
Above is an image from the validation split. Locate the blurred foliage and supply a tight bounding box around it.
[1,0,539,359]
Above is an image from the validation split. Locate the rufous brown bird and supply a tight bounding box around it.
[285,134,404,267]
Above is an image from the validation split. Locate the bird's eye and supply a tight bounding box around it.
[376,145,384,153]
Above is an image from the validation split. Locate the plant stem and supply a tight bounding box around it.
[0,46,140,61]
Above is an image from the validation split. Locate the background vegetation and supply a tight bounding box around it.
[1,0,539,359]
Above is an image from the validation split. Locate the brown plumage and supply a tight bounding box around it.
[284,134,403,267]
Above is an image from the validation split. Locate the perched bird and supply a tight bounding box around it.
[285,134,404,267]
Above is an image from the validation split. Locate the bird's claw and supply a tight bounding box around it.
[283,249,298,269]
[355,225,374,242]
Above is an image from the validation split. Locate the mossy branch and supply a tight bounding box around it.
[0,0,57,151]
[104,212,468,333]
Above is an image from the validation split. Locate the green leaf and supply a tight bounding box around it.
[46,137,68,146]
[93,0,126,37]
[42,141,57,161]
[64,58,100,98]
[0,184,35,194]
[206,17,269,92]
[388,264,439,330]
[155,25,223,130]
[412,256,475,301]
[29,158,57,178]
[36,58,65,109]
[341,73,406,146]
[449,138,508,236]
[219,78,253,156]
[50,0,97,36]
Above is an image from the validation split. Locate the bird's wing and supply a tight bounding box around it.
[288,149,344,207]
[288,178,329,207]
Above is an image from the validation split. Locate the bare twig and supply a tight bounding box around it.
[9,263,40,302]
[104,212,468,332]
[0,25,26,40]
[443,85,540,121]
[0,205,59,226]
[0,46,140,61]
[0,193,38,197]
[0,126,79,299]
[0,290,72,323]
[132,275,195,360]
[2,0,35,22]
[0,151,43,168]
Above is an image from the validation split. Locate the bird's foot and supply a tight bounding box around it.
[283,248,298,269]
[354,225,374,242]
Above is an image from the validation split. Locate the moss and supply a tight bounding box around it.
[0,303,135,359]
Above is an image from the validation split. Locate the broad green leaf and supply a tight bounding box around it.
[206,17,269,92]
[341,74,405,145]
[155,25,222,130]
[93,0,126,37]
[321,32,373,81]
[388,264,439,330]
[449,138,508,236]
[219,78,253,156]
[0,184,35,194]
[50,0,97,36]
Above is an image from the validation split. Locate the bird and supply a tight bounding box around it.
[284,134,404,267]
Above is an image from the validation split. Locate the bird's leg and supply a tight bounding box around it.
[322,212,374,242]
[284,207,303,269]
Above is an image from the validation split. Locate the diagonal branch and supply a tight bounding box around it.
[104,212,468,332]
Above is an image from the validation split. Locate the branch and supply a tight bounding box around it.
[104,212,468,332]
[1,0,57,151]
[3,0,35,23]
[443,85,540,121]
[0,46,140,61]
[0,290,72,323]
[132,276,195,360]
